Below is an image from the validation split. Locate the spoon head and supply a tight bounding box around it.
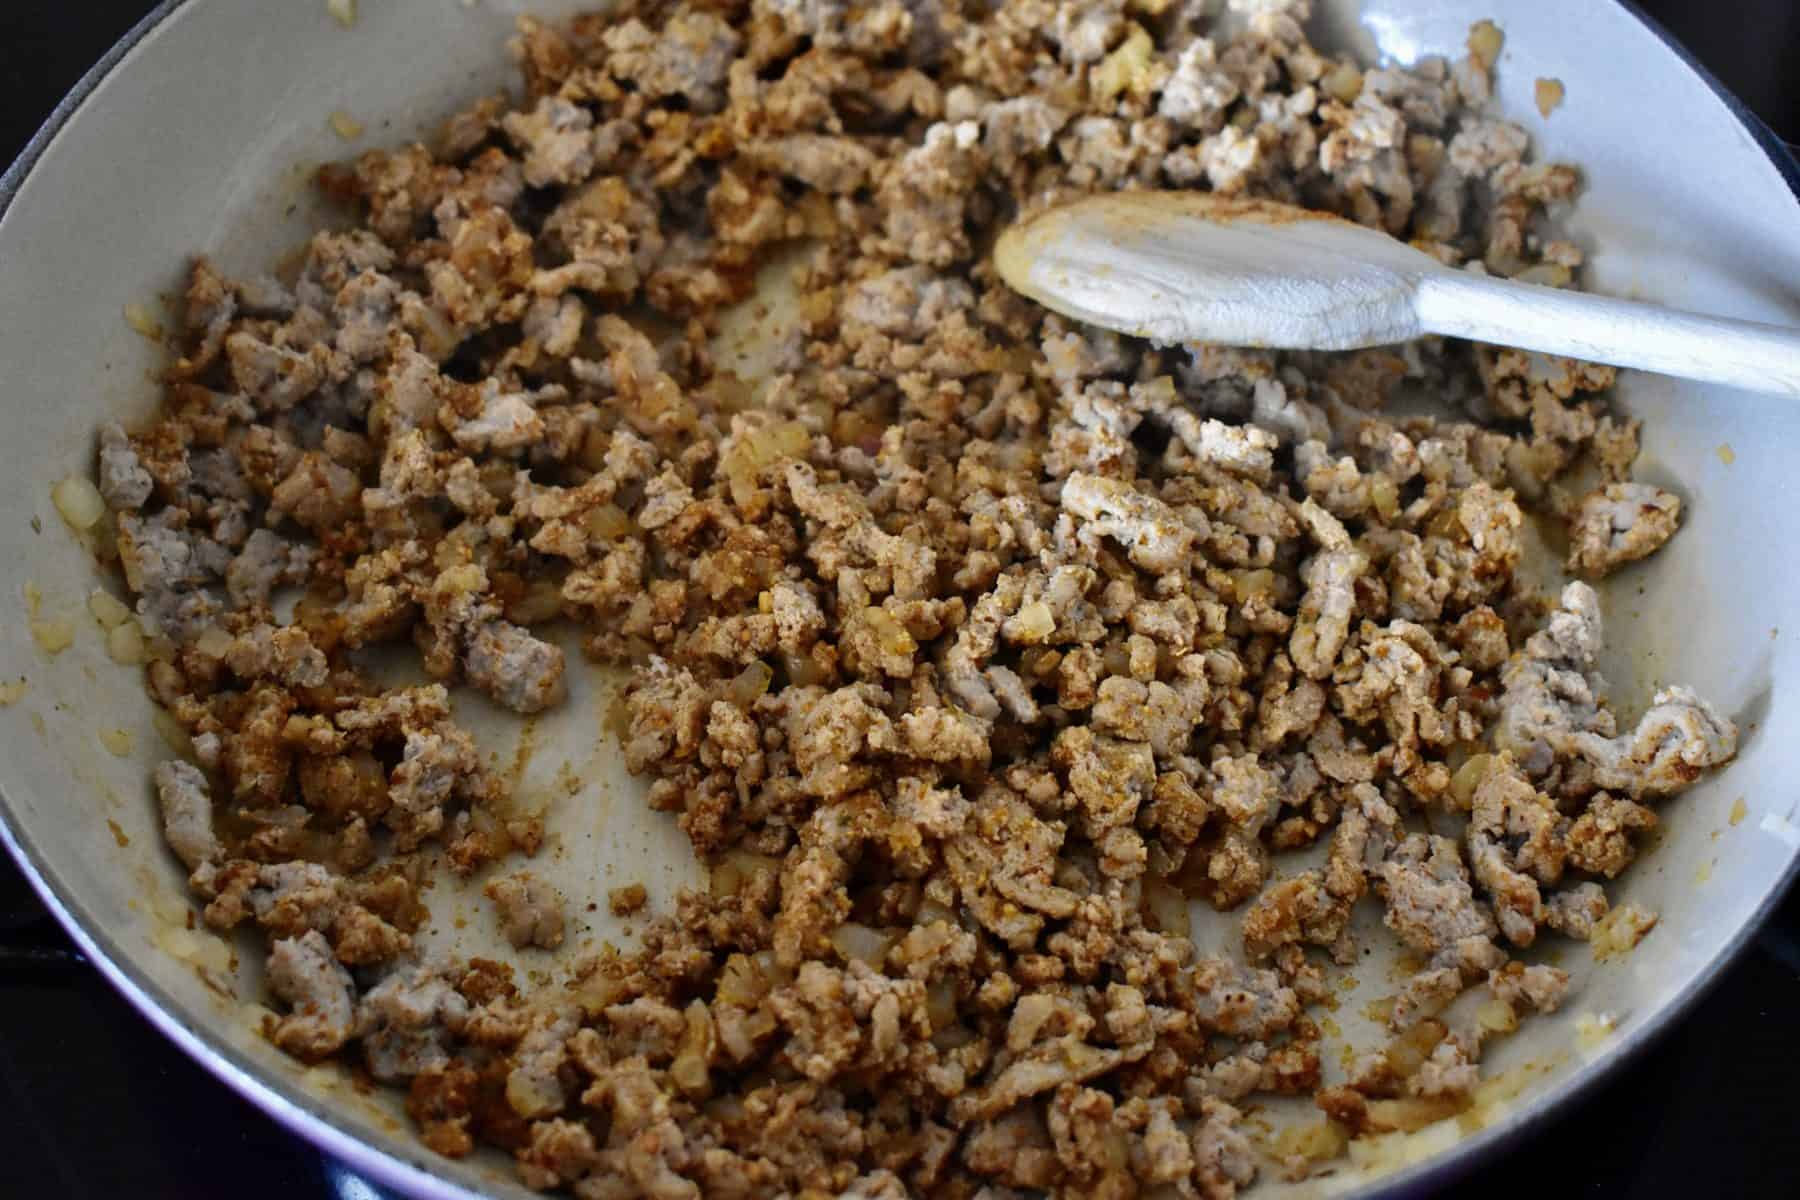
[994,191,1440,350]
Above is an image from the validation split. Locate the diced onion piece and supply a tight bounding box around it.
[709,850,779,898]
[582,503,633,540]
[151,705,194,758]
[752,950,793,990]
[1321,62,1363,104]
[829,922,896,966]
[123,303,164,339]
[52,476,107,531]
[779,649,827,687]
[1094,23,1154,103]
[326,0,357,28]
[193,627,234,659]
[737,1008,778,1053]
[87,511,119,562]
[1385,1018,1446,1076]
[99,727,133,757]
[1368,473,1400,521]
[799,288,836,327]
[794,191,837,239]
[1535,77,1565,118]
[1230,569,1276,605]
[1142,876,1191,938]
[1467,1062,1541,1114]
[106,621,149,665]
[1009,601,1055,643]
[1347,1117,1462,1171]
[504,1068,563,1119]
[932,1024,977,1052]
[728,661,773,707]
[916,900,957,926]
[1367,1095,1466,1133]
[1515,263,1571,288]
[926,980,957,1030]
[758,421,810,461]
[1574,1011,1615,1049]
[88,589,133,629]
[1272,1120,1347,1162]
[0,680,26,706]
[328,110,365,141]
[716,954,770,1007]
[159,925,201,961]
[30,620,75,655]
[299,1064,341,1094]
[1466,19,1504,69]
[436,562,486,595]
[406,298,459,362]
[832,408,884,449]
[863,607,916,656]
[1475,998,1518,1035]
[1447,753,1492,809]
[671,1000,715,1096]
[572,968,630,1017]
[1591,902,1657,960]
[723,422,810,507]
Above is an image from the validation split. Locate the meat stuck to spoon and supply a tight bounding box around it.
[994,190,1800,397]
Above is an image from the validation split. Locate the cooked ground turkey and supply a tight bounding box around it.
[96,1,1735,1194]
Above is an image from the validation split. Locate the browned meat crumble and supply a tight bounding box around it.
[91,1,1737,1194]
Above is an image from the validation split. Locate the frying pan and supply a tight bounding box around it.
[2,1,1797,1195]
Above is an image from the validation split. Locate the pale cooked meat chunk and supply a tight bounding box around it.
[602,11,739,112]
[1566,482,1681,577]
[486,871,567,949]
[358,962,472,1081]
[267,930,357,1058]
[154,759,219,870]
[1062,472,1195,573]
[465,620,566,714]
[950,1037,1132,1123]
[97,423,154,510]
[1497,582,1737,795]
[226,528,315,608]
[502,97,597,188]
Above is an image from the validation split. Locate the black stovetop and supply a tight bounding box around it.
[4,3,1800,1198]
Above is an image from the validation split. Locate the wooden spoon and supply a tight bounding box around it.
[994,191,1800,397]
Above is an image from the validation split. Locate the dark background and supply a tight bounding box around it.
[2,3,1799,1198]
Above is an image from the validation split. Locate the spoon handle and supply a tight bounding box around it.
[1415,269,1800,397]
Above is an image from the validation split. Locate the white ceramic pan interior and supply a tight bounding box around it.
[1,1,1798,1196]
